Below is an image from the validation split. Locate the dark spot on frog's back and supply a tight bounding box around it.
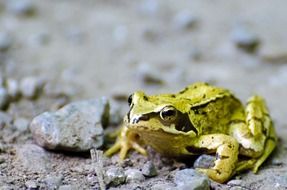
[143,95,149,101]
[179,87,189,94]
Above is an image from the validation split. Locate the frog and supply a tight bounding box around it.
[105,82,277,183]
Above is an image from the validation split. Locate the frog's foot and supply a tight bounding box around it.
[104,127,147,160]
[230,95,277,173]
[192,134,239,183]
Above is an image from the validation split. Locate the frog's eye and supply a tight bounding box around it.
[128,94,133,106]
[160,106,177,122]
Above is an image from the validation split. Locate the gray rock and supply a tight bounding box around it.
[15,144,50,173]
[173,11,198,31]
[44,175,63,189]
[0,32,12,52]
[105,167,126,186]
[142,161,157,177]
[109,101,124,126]
[30,98,109,152]
[5,78,20,99]
[25,180,38,190]
[20,76,45,99]
[0,87,9,110]
[13,117,29,132]
[193,154,215,169]
[125,169,145,183]
[59,185,78,190]
[232,27,260,53]
[6,0,36,16]
[174,169,210,190]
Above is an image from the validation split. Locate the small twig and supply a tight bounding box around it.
[90,149,106,190]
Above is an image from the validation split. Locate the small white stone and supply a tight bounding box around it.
[125,169,145,183]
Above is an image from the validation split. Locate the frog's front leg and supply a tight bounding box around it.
[104,125,147,160]
[191,134,239,183]
[230,96,277,173]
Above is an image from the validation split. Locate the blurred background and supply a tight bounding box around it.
[0,0,286,127]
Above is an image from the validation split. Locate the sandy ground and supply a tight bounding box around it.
[1,0,287,189]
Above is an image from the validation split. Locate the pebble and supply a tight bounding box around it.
[193,154,215,169]
[0,111,13,129]
[0,87,9,110]
[227,179,244,186]
[174,169,210,190]
[113,25,128,47]
[44,175,63,189]
[0,32,12,52]
[30,98,109,152]
[173,10,198,31]
[125,169,145,183]
[260,46,287,63]
[142,161,158,177]
[13,117,29,132]
[19,76,45,99]
[25,180,38,190]
[137,63,164,86]
[6,0,36,17]
[151,183,176,190]
[105,167,126,186]
[15,144,50,173]
[6,78,20,99]
[231,26,260,53]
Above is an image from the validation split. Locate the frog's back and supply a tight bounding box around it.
[178,82,244,135]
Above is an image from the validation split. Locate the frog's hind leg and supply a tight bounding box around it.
[230,96,277,173]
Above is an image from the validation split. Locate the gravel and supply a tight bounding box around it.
[25,180,38,190]
[30,98,109,152]
[44,175,64,189]
[174,169,210,190]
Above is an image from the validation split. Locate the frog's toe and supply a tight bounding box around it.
[196,168,230,183]
[104,141,121,157]
[131,142,147,156]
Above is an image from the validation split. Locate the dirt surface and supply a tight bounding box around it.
[1,0,287,189]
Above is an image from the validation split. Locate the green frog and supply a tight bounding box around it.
[105,82,277,183]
